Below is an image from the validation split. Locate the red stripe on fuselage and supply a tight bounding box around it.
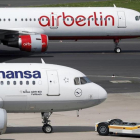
[48,36,140,40]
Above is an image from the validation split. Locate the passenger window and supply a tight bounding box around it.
[0,81,4,85]
[15,18,17,21]
[21,18,23,21]
[25,18,27,21]
[3,19,5,21]
[7,81,10,85]
[20,81,23,85]
[32,81,35,85]
[13,81,16,85]
[42,18,44,21]
[8,19,10,21]
[67,18,69,21]
[92,18,94,21]
[30,18,32,21]
[74,78,80,85]
[26,81,29,85]
[135,16,139,21]
[34,18,36,21]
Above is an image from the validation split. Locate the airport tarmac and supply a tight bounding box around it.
[0,0,107,7]
[0,39,140,139]
[0,92,140,140]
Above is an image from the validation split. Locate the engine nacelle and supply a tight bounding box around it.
[19,34,48,52]
[0,109,7,134]
[7,34,48,52]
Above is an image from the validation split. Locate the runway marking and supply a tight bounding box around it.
[87,75,140,79]
[110,80,132,83]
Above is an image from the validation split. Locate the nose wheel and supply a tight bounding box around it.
[114,39,121,53]
[41,112,53,133]
[114,47,121,53]
[42,124,53,133]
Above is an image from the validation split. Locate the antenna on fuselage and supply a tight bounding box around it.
[113,4,116,8]
[41,58,45,64]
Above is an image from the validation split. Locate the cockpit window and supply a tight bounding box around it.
[74,77,91,85]
[80,77,91,84]
[80,77,87,84]
[74,77,80,85]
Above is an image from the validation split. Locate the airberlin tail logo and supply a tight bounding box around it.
[39,12,115,27]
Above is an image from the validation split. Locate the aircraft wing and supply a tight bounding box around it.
[0,29,19,42]
[0,28,45,42]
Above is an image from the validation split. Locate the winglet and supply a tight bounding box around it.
[113,4,116,8]
[41,58,45,64]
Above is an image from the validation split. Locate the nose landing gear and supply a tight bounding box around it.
[114,39,121,53]
[41,112,53,133]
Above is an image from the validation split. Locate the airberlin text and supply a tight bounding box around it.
[39,12,115,27]
[0,71,41,79]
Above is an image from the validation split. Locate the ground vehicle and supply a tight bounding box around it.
[95,119,140,136]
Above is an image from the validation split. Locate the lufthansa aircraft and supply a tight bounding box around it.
[0,59,107,134]
[0,6,139,53]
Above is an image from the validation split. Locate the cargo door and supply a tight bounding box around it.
[4,95,27,111]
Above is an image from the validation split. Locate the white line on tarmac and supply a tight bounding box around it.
[87,75,140,79]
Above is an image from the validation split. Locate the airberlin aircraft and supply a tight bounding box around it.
[0,59,107,134]
[0,6,139,53]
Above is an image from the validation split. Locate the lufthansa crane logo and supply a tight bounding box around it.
[74,88,82,97]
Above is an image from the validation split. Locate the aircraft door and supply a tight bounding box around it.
[47,71,60,96]
[117,11,126,28]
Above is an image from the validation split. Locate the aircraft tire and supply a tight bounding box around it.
[114,47,121,53]
[42,124,53,133]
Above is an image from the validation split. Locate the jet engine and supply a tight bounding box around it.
[0,109,7,134]
[7,34,48,52]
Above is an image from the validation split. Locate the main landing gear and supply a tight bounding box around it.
[114,39,121,53]
[41,112,53,133]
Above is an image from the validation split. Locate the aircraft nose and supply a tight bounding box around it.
[98,85,107,103]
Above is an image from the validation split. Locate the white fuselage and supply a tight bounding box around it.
[0,7,140,40]
[0,63,107,113]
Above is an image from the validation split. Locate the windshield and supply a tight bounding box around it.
[74,77,91,85]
